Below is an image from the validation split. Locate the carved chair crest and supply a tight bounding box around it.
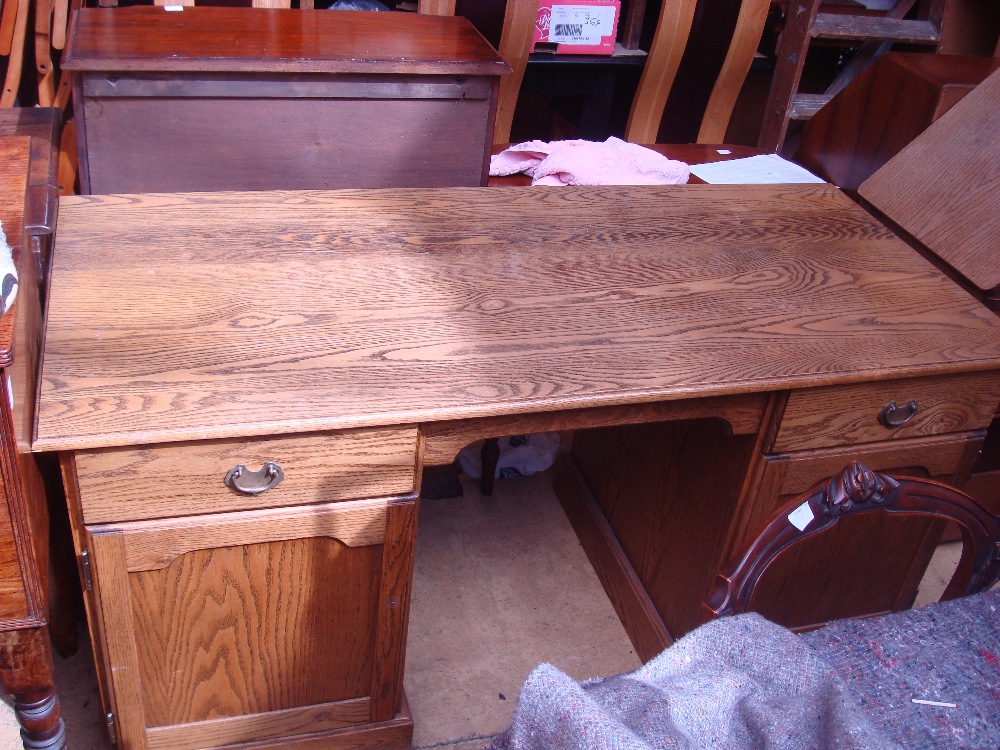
[824,461,899,515]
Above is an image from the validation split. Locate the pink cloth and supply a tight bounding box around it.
[489,137,690,186]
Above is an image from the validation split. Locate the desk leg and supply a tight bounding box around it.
[0,629,66,750]
[480,438,500,496]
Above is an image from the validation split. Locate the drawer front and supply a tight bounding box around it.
[773,371,1000,452]
[732,431,984,560]
[75,427,418,523]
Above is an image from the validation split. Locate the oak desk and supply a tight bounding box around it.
[35,186,1000,750]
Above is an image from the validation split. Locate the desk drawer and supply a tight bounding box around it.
[75,427,418,523]
[773,372,1000,452]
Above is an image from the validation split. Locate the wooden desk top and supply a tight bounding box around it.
[35,185,1000,451]
[63,7,510,76]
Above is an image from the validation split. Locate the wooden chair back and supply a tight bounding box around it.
[1,0,31,106]
[462,0,771,146]
[705,462,1000,624]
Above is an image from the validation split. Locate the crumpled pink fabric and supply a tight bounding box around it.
[490,137,690,186]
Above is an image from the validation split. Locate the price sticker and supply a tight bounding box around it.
[549,5,616,45]
[787,501,815,532]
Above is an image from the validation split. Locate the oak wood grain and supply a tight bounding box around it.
[773,431,984,497]
[773,371,1000,452]
[63,7,509,76]
[126,536,381,728]
[860,66,1000,293]
[570,418,759,638]
[88,529,149,749]
[554,456,674,661]
[74,427,417,523]
[105,497,391,572]
[210,704,412,750]
[421,392,767,465]
[37,185,1000,452]
[370,499,416,722]
[145,698,371,750]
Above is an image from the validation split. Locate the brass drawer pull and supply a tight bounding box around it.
[877,400,919,429]
[224,462,285,495]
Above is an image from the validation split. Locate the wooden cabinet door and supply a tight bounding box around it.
[82,497,416,750]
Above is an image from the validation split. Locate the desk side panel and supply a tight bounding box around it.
[569,418,760,639]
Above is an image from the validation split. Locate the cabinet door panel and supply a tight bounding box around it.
[129,537,380,726]
[86,497,415,750]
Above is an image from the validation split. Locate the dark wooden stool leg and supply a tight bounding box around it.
[0,629,67,750]
[14,687,66,750]
[481,437,500,496]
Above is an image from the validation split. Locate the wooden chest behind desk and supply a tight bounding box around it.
[64,7,509,195]
[35,186,1000,750]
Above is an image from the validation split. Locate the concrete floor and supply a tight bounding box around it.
[0,471,968,750]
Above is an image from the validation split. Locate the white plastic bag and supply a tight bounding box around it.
[457,433,561,480]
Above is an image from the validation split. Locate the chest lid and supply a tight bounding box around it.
[63,6,510,77]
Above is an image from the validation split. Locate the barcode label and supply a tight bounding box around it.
[547,5,616,45]
[552,23,584,38]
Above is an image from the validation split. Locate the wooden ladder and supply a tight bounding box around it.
[758,0,945,153]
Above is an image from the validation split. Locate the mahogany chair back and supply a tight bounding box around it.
[705,462,1000,624]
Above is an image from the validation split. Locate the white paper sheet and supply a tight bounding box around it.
[689,154,826,185]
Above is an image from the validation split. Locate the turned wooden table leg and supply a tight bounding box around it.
[14,687,66,750]
[480,437,500,495]
[0,630,66,750]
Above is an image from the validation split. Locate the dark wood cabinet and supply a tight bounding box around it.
[65,7,509,195]
[0,122,65,750]
[797,53,1000,194]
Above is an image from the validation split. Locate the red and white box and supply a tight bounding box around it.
[533,0,620,56]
